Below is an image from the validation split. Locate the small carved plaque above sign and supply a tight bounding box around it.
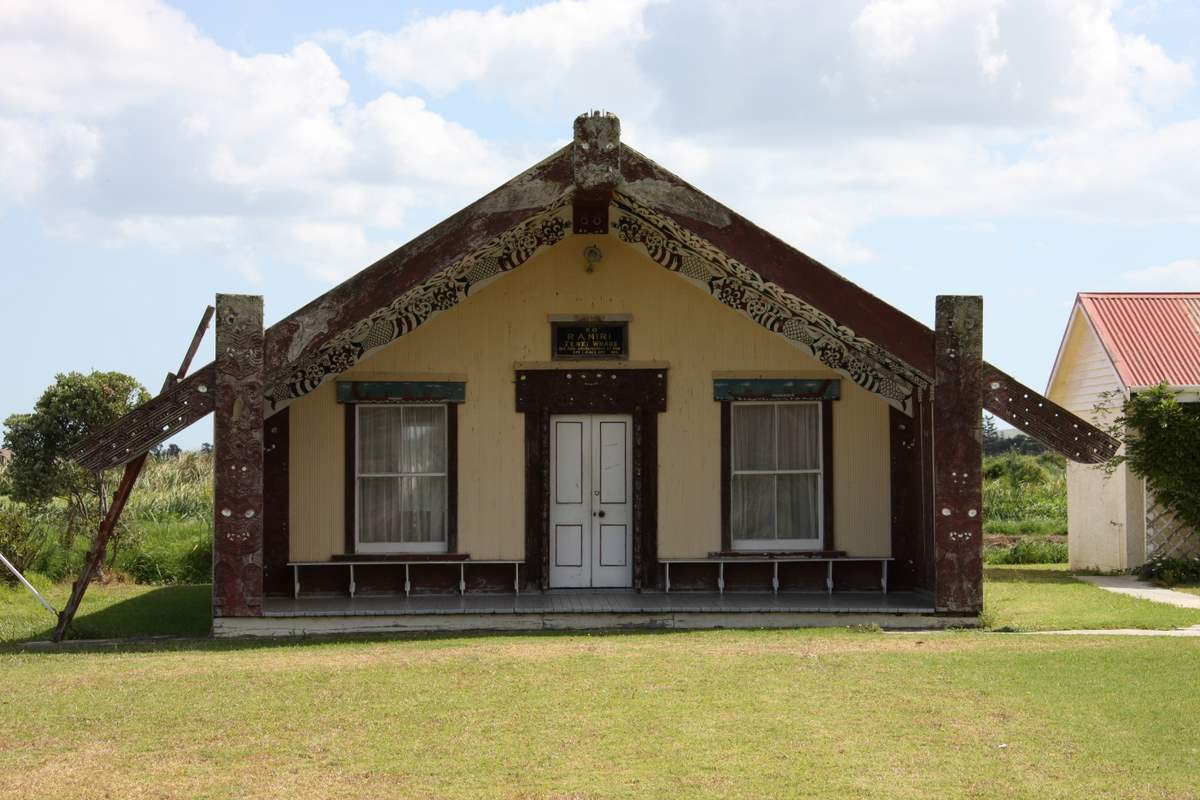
[552,321,628,360]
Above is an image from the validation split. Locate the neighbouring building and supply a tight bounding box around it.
[1047,292,1200,571]
[71,113,1117,635]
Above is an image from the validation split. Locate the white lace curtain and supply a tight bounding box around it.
[731,403,820,544]
[358,405,447,547]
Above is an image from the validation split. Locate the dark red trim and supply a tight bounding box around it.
[446,403,458,554]
[344,403,356,555]
[572,188,611,234]
[889,401,933,592]
[514,368,668,414]
[523,411,545,589]
[634,407,659,589]
[262,408,290,597]
[822,398,834,551]
[719,401,731,552]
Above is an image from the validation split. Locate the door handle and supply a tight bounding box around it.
[595,510,606,518]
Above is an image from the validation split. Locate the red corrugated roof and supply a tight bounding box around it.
[1079,293,1200,388]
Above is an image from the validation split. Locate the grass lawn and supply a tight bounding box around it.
[1170,584,1200,597]
[984,564,1200,630]
[2,630,1199,799]
[4,570,1200,797]
[0,578,210,643]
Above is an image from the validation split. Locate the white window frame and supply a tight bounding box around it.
[355,403,449,554]
[730,400,824,551]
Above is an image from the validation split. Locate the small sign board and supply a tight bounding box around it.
[552,321,628,360]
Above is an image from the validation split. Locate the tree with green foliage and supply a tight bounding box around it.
[1107,382,1200,551]
[2,371,149,558]
[982,414,1000,454]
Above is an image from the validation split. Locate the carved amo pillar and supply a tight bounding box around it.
[213,294,265,618]
[932,295,984,614]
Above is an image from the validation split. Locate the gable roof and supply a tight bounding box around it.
[69,112,1119,469]
[1077,293,1200,389]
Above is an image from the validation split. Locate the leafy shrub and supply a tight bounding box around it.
[1138,555,1200,586]
[1108,384,1200,551]
[982,453,1067,535]
[983,538,1068,565]
[984,452,1049,484]
[114,520,212,584]
[0,500,54,581]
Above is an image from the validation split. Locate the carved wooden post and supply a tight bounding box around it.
[213,294,265,618]
[933,295,984,614]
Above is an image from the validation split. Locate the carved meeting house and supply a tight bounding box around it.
[73,113,1118,635]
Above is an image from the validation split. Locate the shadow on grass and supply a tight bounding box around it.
[983,566,1077,585]
[4,584,213,648]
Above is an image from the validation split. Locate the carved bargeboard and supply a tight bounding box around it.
[610,192,929,414]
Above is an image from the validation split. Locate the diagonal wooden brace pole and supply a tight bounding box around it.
[51,306,215,642]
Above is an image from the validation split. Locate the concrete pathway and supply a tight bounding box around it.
[1032,625,1200,637]
[1074,574,1200,609]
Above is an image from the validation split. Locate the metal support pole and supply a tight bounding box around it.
[0,551,57,617]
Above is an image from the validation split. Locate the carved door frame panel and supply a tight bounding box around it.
[516,368,667,590]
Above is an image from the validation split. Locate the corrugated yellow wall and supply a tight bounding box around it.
[289,234,893,561]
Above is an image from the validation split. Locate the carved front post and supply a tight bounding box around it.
[932,295,983,614]
[213,294,265,617]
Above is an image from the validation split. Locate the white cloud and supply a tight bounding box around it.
[0,0,526,282]
[337,0,655,115]
[2,0,1198,288]
[1122,259,1200,290]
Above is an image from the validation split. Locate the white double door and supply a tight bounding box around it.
[549,414,633,588]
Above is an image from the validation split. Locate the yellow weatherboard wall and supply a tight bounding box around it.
[288,235,893,561]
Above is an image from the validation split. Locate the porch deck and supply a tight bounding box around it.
[215,590,961,637]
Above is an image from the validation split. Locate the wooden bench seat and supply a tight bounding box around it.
[659,554,894,594]
[286,558,522,598]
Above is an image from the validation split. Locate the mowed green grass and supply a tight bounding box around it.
[3,570,1200,798]
[983,564,1200,630]
[2,631,1199,799]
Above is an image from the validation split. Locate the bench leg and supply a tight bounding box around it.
[826,561,833,595]
[881,560,888,594]
[459,563,466,596]
[665,563,671,593]
[772,562,779,594]
[349,564,356,599]
[404,564,411,597]
[718,562,725,595]
[293,565,299,599]
[514,563,520,595]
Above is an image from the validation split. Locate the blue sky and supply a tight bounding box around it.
[2,0,1199,448]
